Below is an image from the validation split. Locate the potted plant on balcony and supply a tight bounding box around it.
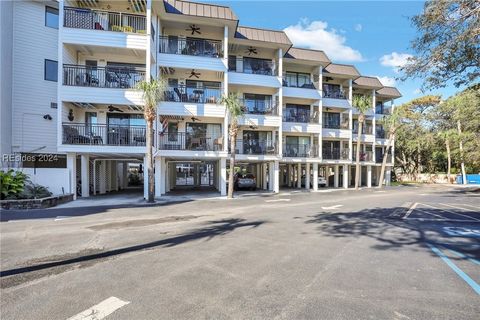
[352,94,372,190]
[137,77,167,202]
[220,93,244,199]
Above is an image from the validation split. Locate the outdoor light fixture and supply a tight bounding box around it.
[43,114,52,120]
[68,109,74,121]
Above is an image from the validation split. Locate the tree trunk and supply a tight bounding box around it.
[416,143,421,182]
[445,138,451,183]
[377,128,394,188]
[354,115,363,190]
[146,118,155,202]
[457,120,467,185]
[227,125,237,199]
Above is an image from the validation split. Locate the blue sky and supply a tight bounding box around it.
[204,0,461,104]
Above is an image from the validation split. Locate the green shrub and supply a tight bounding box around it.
[19,182,53,199]
[1,170,28,200]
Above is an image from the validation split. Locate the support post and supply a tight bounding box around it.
[297,163,302,188]
[67,153,77,199]
[305,163,311,190]
[143,156,148,199]
[220,158,227,196]
[313,163,318,191]
[155,157,161,198]
[81,155,90,197]
[334,165,339,188]
[343,164,349,189]
[99,160,106,194]
[367,165,372,188]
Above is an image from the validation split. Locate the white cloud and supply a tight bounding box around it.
[380,52,413,72]
[284,19,364,62]
[376,76,396,87]
[354,24,362,32]
[413,88,422,95]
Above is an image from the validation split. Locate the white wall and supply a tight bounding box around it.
[0,0,14,158]
[11,0,59,154]
[2,168,71,196]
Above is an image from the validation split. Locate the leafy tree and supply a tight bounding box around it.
[0,170,28,200]
[400,0,480,90]
[352,94,372,190]
[137,78,166,202]
[220,93,244,199]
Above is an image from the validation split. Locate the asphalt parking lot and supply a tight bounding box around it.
[1,184,479,319]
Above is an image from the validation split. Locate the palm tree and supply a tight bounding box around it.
[137,78,166,202]
[220,93,244,199]
[352,94,372,190]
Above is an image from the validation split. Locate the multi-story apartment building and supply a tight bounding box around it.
[1,0,401,200]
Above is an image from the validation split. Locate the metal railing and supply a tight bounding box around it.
[240,98,278,115]
[158,132,223,151]
[323,121,349,129]
[284,144,317,158]
[353,151,373,162]
[64,7,146,33]
[233,139,277,155]
[63,65,146,88]
[323,90,347,99]
[282,79,316,89]
[323,148,349,160]
[376,130,386,139]
[353,124,373,135]
[229,58,275,76]
[283,111,319,123]
[159,36,223,58]
[62,123,147,146]
[163,85,222,104]
[376,153,393,163]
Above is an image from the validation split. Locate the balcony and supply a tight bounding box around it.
[62,123,146,146]
[323,148,349,160]
[323,90,347,100]
[64,7,146,34]
[353,124,373,135]
[376,153,393,163]
[284,144,318,158]
[158,132,222,151]
[63,65,145,89]
[353,151,373,162]
[163,85,222,104]
[159,36,222,58]
[241,98,278,116]
[229,58,275,76]
[323,121,349,130]
[376,130,386,139]
[283,111,318,123]
[234,140,277,155]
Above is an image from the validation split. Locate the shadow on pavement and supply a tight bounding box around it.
[0,218,266,279]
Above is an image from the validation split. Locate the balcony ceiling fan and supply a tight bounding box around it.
[186,24,201,35]
[245,46,258,55]
[108,105,123,113]
[190,116,201,122]
[188,69,201,78]
[324,76,333,82]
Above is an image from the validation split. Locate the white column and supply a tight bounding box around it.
[343,164,349,189]
[256,164,261,188]
[325,165,329,187]
[220,158,227,196]
[278,48,283,156]
[386,167,392,186]
[313,163,319,191]
[99,160,106,194]
[123,162,128,189]
[223,26,229,153]
[67,153,77,199]
[318,66,323,160]
[155,157,162,198]
[262,163,268,190]
[334,165,339,188]
[367,165,372,188]
[305,163,311,190]
[80,154,90,197]
[274,161,280,193]
[372,89,377,161]
[268,162,274,192]
[287,164,292,187]
[143,156,148,199]
[160,158,166,194]
[297,163,302,188]
[146,0,152,81]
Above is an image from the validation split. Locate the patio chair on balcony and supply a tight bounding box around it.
[213,136,223,151]
[174,88,188,102]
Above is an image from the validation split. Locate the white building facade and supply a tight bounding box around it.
[1,0,400,199]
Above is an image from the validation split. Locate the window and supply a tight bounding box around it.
[228,55,237,71]
[285,72,313,88]
[45,6,59,29]
[285,104,310,123]
[50,102,57,109]
[44,59,58,82]
[243,94,273,114]
[168,122,178,141]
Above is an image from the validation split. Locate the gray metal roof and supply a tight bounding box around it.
[235,26,292,45]
[284,47,330,64]
[354,76,383,89]
[376,86,402,98]
[324,63,360,77]
[163,0,238,20]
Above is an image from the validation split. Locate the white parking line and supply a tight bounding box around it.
[440,203,479,212]
[55,216,72,221]
[321,204,343,210]
[415,208,449,220]
[403,202,418,219]
[67,297,130,320]
[421,203,480,222]
[265,199,291,203]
